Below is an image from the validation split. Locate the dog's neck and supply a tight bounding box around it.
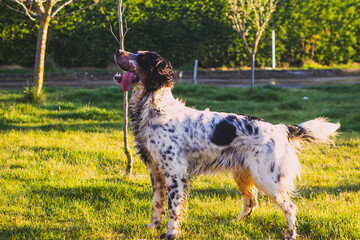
[129,85,183,129]
[151,87,176,109]
[131,85,176,110]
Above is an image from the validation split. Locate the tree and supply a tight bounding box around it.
[117,0,133,176]
[1,0,104,98]
[229,0,277,91]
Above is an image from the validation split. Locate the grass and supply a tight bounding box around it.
[0,84,359,239]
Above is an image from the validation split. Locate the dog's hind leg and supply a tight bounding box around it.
[278,198,297,239]
[160,174,189,239]
[253,177,297,239]
[146,166,166,229]
[232,169,258,220]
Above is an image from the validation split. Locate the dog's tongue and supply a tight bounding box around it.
[120,71,135,92]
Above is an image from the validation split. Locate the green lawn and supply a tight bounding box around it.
[0,84,359,239]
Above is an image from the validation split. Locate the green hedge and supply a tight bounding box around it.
[0,0,359,68]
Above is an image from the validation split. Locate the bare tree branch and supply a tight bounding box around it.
[230,9,251,54]
[51,0,73,17]
[7,0,38,20]
[123,19,131,41]
[52,0,104,18]
[109,25,120,45]
[0,0,37,20]
[229,0,277,90]
[253,0,260,29]
[229,0,277,55]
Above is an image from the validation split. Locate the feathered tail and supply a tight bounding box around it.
[287,117,341,149]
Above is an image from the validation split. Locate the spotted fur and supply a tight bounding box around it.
[114,50,341,239]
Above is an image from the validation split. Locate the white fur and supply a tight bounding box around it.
[299,117,340,144]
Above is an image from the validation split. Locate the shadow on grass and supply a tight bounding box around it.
[0,225,83,240]
[0,121,124,133]
[298,182,360,199]
[6,177,358,239]
[192,182,360,201]
[0,86,125,109]
[190,187,239,200]
[45,111,118,121]
[0,118,10,130]
[30,179,152,210]
[0,226,42,240]
[26,177,360,210]
[0,95,26,104]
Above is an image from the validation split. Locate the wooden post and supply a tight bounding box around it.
[179,71,183,81]
[192,59,198,84]
[272,29,276,69]
[251,54,255,91]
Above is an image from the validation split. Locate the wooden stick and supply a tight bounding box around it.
[118,0,133,176]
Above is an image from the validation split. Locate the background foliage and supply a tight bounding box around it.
[1,0,359,68]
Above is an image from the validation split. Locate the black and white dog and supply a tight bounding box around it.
[113,50,340,239]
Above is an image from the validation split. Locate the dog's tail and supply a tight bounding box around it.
[287,117,340,149]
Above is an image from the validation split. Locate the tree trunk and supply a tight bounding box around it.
[300,37,305,65]
[34,14,51,97]
[124,95,132,175]
[118,0,133,176]
[251,54,255,92]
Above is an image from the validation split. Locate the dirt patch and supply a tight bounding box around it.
[1,69,360,89]
[0,64,26,70]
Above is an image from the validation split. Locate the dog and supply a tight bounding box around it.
[113,50,340,239]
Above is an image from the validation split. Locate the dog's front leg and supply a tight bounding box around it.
[160,175,188,239]
[146,168,166,229]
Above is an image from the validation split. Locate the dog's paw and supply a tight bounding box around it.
[160,232,176,240]
[145,221,161,230]
[160,229,179,240]
[282,229,296,239]
[235,208,254,221]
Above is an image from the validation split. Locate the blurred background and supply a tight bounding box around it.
[1,0,359,70]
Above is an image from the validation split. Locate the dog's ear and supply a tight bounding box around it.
[146,58,175,91]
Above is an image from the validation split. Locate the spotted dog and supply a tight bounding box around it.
[113,50,340,239]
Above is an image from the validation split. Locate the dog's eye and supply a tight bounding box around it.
[138,54,146,61]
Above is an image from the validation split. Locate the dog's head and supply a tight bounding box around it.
[114,50,175,92]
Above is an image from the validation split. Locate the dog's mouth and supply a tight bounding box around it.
[113,71,140,92]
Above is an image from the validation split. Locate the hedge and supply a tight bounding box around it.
[0,0,359,68]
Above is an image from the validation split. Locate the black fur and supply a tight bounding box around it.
[243,115,263,135]
[287,125,314,142]
[137,52,175,92]
[211,116,237,146]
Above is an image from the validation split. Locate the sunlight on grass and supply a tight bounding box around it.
[0,85,359,239]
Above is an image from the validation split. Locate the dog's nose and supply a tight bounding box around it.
[115,49,131,58]
[115,49,124,56]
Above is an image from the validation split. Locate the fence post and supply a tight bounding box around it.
[272,29,276,69]
[192,59,198,84]
[179,71,183,81]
